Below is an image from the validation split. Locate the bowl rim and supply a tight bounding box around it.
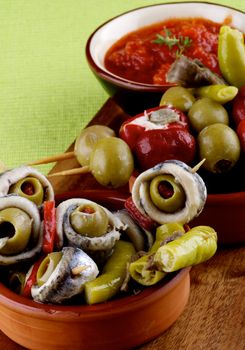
[85,1,245,91]
[0,189,191,321]
[0,267,190,320]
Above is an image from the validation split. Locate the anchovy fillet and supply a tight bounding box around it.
[166,55,227,87]
[31,247,99,304]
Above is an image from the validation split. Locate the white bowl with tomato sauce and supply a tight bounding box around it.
[86,2,245,113]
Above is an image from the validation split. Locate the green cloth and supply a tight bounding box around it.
[0,0,244,174]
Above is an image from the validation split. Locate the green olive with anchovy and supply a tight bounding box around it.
[0,208,32,255]
[149,175,186,213]
[70,203,109,237]
[37,252,63,287]
[160,86,195,112]
[9,177,44,206]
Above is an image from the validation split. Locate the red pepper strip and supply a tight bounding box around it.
[129,170,139,193]
[125,196,156,231]
[42,201,57,254]
[22,257,44,298]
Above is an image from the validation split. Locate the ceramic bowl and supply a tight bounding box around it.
[0,190,190,350]
[85,2,245,113]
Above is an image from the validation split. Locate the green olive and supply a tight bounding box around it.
[149,175,186,213]
[198,123,241,173]
[0,208,32,255]
[9,177,44,206]
[70,203,109,237]
[160,86,195,112]
[74,125,115,166]
[188,97,229,133]
[37,252,63,287]
[89,137,134,188]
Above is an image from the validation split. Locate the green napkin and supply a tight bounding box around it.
[0,0,244,174]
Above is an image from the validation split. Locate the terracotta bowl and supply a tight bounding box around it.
[85,2,245,113]
[0,190,190,350]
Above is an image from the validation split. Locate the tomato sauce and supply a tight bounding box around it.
[104,18,222,85]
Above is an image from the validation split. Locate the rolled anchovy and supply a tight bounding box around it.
[0,195,42,265]
[0,166,54,202]
[114,209,154,251]
[56,198,124,251]
[31,246,99,304]
[132,160,207,225]
[166,55,227,87]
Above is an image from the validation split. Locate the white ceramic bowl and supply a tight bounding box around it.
[86,2,245,112]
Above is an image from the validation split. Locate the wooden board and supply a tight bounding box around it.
[1,98,245,350]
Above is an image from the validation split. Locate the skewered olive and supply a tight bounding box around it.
[37,252,63,287]
[9,177,44,206]
[188,97,229,133]
[149,175,186,213]
[0,208,32,255]
[74,125,115,166]
[70,203,109,237]
[160,86,195,112]
[197,123,241,173]
[89,137,134,188]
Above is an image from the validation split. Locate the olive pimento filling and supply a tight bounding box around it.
[21,181,35,195]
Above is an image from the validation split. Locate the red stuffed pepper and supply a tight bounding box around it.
[119,106,196,170]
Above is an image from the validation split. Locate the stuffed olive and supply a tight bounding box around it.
[0,166,54,206]
[0,195,42,265]
[31,247,99,304]
[56,198,124,253]
[131,160,207,225]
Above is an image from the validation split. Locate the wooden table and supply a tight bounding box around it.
[1,98,245,350]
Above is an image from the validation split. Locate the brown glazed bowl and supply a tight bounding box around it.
[0,190,191,350]
[85,2,245,113]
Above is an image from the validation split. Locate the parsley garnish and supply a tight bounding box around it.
[153,29,192,57]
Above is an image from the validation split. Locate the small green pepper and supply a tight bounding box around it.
[149,175,186,213]
[84,240,135,304]
[218,26,245,88]
[9,177,44,206]
[129,223,185,286]
[194,85,238,104]
[0,208,32,255]
[154,225,217,272]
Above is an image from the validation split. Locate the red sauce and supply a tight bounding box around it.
[104,18,222,85]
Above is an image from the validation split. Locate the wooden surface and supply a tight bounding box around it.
[1,98,245,350]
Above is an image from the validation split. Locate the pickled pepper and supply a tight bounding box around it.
[218,26,245,88]
[154,226,217,272]
[129,223,185,286]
